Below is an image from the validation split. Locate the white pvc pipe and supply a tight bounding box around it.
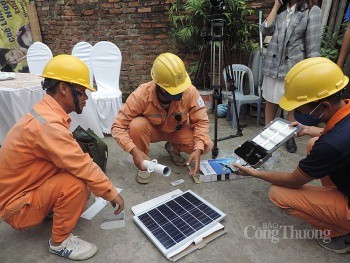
[143,159,171,177]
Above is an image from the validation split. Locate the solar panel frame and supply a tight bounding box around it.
[133,190,226,257]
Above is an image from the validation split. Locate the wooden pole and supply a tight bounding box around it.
[333,1,348,38]
[321,0,332,29]
[27,1,42,42]
[328,0,339,34]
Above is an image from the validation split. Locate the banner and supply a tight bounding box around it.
[0,0,32,72]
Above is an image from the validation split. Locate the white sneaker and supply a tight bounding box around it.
[49,234,97,260]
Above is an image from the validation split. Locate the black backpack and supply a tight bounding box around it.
[73,126,108,172]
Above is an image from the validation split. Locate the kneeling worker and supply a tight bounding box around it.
[112,53,213,183]
[234,57,350,253]
[0,55,124,260]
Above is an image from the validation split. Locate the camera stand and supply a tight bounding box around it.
[195,12,243,159]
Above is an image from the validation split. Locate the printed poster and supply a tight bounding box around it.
[0,0,32,72]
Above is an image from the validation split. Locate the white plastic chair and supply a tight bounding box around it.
[27,42,53,75]
[72,42,94,87]
[224,64,262,128]
[70,42,104,138]
[90,41,122,134]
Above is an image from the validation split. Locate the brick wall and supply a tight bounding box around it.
[34,0,273,94]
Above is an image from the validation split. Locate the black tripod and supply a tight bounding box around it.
[195,9,243,159]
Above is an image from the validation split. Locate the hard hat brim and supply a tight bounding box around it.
[159,73,192,95]
[279,95,305,112]
[40,75,96,92]
[70,80,96,92]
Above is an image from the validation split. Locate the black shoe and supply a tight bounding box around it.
[317,233,350,254]
[286,138,297,153]
[44,211,54,221]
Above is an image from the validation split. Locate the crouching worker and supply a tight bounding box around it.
[234,57,350,253]
[112,53,213,184]
[0,55,124,260]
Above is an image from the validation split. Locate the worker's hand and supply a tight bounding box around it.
[130,147,151,170]
[186,149,202,175]
[232,163,257,177]
[274,0,282,8]
[110,194,124,215]
[290,121,307,137]
[290,121,323,137]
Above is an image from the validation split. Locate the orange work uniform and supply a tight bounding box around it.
[0,94,118,242]
[111,81,212,154]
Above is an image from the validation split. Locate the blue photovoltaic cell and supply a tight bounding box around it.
[137,191,222,250]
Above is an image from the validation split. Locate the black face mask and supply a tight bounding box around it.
[162,90,183,101]
[157,86,183,101]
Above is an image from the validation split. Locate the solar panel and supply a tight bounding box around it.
[133,190,226,257]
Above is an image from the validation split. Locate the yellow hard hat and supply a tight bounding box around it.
[151,53,192,95]
[279,57,349,111]
[41,54,95,92]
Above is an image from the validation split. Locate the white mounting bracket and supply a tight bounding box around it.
[100,211,126,230]
[81,188,123,220]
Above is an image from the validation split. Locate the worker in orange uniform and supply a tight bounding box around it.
[0,55,124,261]
[112,53,213,184]
[234,57,350,253]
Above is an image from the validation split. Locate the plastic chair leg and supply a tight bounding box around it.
[226,101,232,121]
[231,102,241,129]
[231,108,237,129]
[257,101,262,127]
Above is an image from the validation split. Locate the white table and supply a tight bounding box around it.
[0,73,103,145]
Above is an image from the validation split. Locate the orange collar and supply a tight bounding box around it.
[42,94,71,126]
[323,99,350,133]
[148,81,158,102]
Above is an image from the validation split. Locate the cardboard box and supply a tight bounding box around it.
[199,157,248,183]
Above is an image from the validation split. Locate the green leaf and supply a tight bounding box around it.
[168,0,257,54]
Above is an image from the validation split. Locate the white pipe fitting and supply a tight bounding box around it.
[143,159,171,177]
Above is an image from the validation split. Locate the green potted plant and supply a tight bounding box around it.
[169,0,257,90]
[320,23,348,62]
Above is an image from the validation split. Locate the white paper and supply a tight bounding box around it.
[171,179,185,186]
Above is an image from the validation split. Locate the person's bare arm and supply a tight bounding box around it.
[233,163,312,189]
[291,121,323,137]
[337,24,350,69]
[130,147,150,170]
[266,0,282,26]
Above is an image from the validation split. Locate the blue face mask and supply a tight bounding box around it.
[295,103,324,125]
[294,111,321,126]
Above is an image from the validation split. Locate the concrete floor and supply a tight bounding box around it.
[1,113,349,263]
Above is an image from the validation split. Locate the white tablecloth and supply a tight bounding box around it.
[0,73,103,145]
